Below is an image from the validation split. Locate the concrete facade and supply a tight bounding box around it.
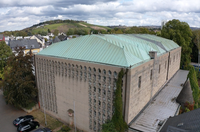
[35,35,181,132]
[35,56,124,131]
[125,47,181,124]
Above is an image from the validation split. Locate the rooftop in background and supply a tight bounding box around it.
[38,34,179,68]
[129,70,189,132]
[10,39,41,50]
[160,108,200,132]
[0,34,5,41]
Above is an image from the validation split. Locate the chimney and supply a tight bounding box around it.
[149,51,157,59]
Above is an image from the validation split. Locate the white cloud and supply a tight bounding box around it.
[0,0,199,32]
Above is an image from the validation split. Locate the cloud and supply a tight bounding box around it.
[0,0,199,32]
[0,0,118,7]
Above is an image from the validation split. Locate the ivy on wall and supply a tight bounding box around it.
[102,69,128,132]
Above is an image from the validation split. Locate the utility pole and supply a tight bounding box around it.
[74,101,76,132]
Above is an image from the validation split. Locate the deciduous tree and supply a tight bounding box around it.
[2,47,37,108]
[161,19,192,69]
[53,29,59,36]
[0,41,12,79]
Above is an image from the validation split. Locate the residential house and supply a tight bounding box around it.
[10,39,42,54]
[0,34,5,41]
[42,36,50,40]
[47,33,54,37]
[24,36,31,39]
[52,36,61,43]
[58,34,67,41]
[58,32,66,36]
[16,36,23,40]
[159,108,200,132]
[30,35,45,48]
[4,36,10,45]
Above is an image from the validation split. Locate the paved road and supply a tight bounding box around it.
[0,90,26,132]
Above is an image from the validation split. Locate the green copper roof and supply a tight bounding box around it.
[38,34,179,67]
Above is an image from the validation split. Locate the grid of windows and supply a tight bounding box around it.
[88,68,118,131]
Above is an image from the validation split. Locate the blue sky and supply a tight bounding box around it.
[0,0,199,32]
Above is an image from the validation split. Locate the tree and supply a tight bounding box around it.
[1,47,37,108]
[100,30,107,34]
[48,28,51,33]
[161,19,192,69]
[115,29,123,34]
[187,65,199,108]
[191,30,200,63]
[67,28,74,35]
[0,41,12,79]
[53,29,59,36]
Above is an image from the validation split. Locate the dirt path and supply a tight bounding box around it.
[78,23,87,27]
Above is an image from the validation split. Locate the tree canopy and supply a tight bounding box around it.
[1,47,37,108]
[191,30,200,62]
[161,19,193,69]
[0,41,12,78]
[53,29,59,36]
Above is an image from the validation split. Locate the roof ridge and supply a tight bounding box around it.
[121,47,130,67]
[93,35,126,49]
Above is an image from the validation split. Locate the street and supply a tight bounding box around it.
[0,89,26,132]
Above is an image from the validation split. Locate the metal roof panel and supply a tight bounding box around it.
[38,34,179,67]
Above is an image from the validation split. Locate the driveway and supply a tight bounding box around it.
[0,89,26,132]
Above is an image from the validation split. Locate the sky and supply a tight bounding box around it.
[0,0,200,32]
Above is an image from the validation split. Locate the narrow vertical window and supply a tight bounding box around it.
[138,76,141,88]
[159,64,161,73]
[150,70,153,80]
[174,56,175,62]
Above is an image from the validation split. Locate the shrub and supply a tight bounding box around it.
[25,101,37,110]
[58,125,71,132]
[102,120,117,132]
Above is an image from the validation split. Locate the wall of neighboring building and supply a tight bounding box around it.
[35,55,124,132]
[24,49,40,54]
[125,47,181,124]
[30,36,44,47]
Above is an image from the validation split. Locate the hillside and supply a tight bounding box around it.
[29,20,110,35]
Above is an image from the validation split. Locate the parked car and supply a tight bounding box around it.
[13,115,34,126]
[17,121,40,132]
[33,127,52,132]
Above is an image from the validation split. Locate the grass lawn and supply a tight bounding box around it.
[30,109,63,130]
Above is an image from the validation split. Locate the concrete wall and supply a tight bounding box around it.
[125,47,181,124]
[35,55,123,132]
[35,47,181,131]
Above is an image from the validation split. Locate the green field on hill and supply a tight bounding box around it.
[31,22,110,35]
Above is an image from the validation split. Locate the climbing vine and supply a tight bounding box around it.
[102,69,128,132]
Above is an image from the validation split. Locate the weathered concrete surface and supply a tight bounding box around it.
[0,90,26,132]
[129,70,189,132]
